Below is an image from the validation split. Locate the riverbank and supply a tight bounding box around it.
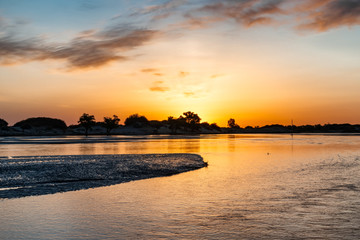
[1,123,360,137]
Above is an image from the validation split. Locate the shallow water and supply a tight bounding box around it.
[1,134,360,239]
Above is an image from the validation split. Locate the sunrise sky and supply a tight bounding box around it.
[1,0,359,127]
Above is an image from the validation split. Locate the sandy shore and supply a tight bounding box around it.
[0,153,206,199]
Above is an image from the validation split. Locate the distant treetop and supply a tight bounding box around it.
[125,114,148,128]
[14,117,67,130]
[182,111,201,125]
[0,118,8,129]
[228,118,240,129]
[103,115,120,135]
[78,113,96,136]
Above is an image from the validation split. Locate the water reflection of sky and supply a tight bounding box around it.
[1,135,360,238]
[1,134,360,157]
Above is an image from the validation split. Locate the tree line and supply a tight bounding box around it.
[1,112,359,136]
[0,111,221,136]
[76,111,220,136]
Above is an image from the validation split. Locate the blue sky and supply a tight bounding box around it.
[1,0,360,126]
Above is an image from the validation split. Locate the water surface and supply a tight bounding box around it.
[1,134,360,239]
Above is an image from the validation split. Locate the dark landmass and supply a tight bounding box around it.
[13,117,67,131]
[0,114,359,136]
[0,153,207,199]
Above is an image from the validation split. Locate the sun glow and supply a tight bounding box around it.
[1,1,360,126]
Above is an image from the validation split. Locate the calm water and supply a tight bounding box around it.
[1,134,360,239]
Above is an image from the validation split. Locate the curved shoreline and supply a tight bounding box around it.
[0,153,206,199]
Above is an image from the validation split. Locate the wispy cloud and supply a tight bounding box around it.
[78,0,102,11]
[0,24,159,69]
[296,0,360,31]
[153,73,164,76]
[183,91,195,97]
[180,0,360,31]
[182,0,286,29]
[141,68,159,73]
[210,74,224,79]
[0,16,5,27]
[140,68,164,76]
[130,0,187,21]
[150,81,169,92]
[150,86,170,92]
[1,0,358,70]
[179,71,189,77]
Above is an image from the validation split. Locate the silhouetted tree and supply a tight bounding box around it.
[167,116,186,134]
[103,115,120,135]
[0,118,8,130]
[228,118,240,128]
[183,111,201,125]
[78,113,95,136]
[124,114,148,128]
[182,111,201,132]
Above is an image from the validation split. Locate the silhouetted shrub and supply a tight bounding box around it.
[125,114,148,128]
[0,118,8,129]
[14,117,67,130]
[260,124,288,133]
[210,123,221,131]
[201,122,211,130]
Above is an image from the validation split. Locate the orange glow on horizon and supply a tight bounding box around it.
[1,1,360,127]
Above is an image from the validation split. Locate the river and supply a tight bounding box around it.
[1,134,360,239]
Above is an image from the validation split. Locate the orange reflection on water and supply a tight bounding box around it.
[1,134,360,239]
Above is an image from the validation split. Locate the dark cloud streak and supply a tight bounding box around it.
[130,0,186,21]
[0,25,158,69]
[0,36,46,65]
[1,0,359,69]
[182,0,360,31]
[185,0,286,28]
[297,0,360,31]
